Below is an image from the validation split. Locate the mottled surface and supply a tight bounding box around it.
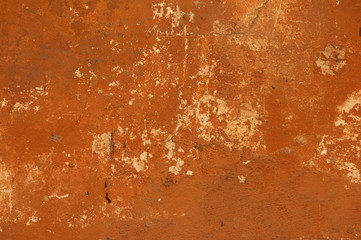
[1,0,361,239]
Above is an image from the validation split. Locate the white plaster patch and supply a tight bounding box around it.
[74,67,83,78]
[213,20,228,35]
[312,90,361,183]
[152,2,194,34]
[122,151,152,172]
[12,86,48,112]
[337,89,361,116]
[92,133,111,158]
[165,138,175,160]
[0,161,13,222]
[152,2,165,19]
[316,44,346,75]
[0,98,8,108]
[238,175,246,184]
[169,158,184,175]
[141,131,151,146]
[165,137,187,175]
[189,94,263,150]
[89,70,97,80]
[151,128,163,136]
[339,162,361,183]
[26,215,39,226]
[109,81,120,87]
[24,164,42,185]
[111,66,123,76]
[246,39,268,52]
[13,102,32,111]
[319,135,328,156]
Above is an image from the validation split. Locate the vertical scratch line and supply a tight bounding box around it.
[271,0,283,37]
[318,202,321,239]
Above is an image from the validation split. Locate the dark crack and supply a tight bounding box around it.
[213,0,272,36]
[110,132,115,159]
[106,192,111,204]
[166,0,272,38]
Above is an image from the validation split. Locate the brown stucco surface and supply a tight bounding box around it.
[1,0,361,239]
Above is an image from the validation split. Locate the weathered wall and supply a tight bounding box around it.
[1,0,361,239]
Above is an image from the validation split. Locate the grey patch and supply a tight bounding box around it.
[278,147,294,154]
[294,136,307,146]
[50,133,63,142]
[194,144,203,152]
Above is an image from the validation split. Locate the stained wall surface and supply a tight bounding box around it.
[1,0,361,239]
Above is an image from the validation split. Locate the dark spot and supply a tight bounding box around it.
[50,133,63,142]
[163,182,172,187]
[108,104,123,109]
[68,163,75,168]
[86,192,89,195]
[105,181,107,188]
[123,143,127,148]
[330,52,342,62]
[92,59,105,65]
[221,221,225,227]
[194,144,203,152]
[106,192,111,204]
[110,132,115,159]
[225,176,229,181]
[106,237,110,240]
[271,85,275,89]
[163,176,177,187]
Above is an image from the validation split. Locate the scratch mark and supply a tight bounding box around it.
[213,0,272,36]
[44,194,69,200]
[271,0,283,37]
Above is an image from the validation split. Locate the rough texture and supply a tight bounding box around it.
[1,0,361,239]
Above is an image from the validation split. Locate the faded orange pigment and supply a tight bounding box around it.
[1,0,361,239]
